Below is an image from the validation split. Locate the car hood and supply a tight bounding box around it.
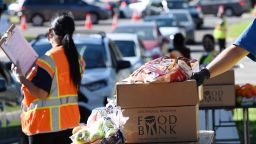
[81,68,112,84]
[159,27,180,36]
[142,40,159,50]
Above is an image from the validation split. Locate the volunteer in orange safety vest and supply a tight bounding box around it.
[14,13,85,144]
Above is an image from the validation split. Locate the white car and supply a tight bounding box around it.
[107,33,145,71]
[169,10,195,43]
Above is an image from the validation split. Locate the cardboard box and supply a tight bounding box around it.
[204,70,234,85]
[200,85,235,107]
[116,80,200,143]
[200,70,235,107]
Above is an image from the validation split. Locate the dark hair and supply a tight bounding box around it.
[51,12,81,88]
[202,34,215,52]
[173,33,185,48]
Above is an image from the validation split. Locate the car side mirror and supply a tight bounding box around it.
[0,78,7,92]
[117,60,131,71]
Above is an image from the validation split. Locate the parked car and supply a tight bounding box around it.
[162,0,204,29]
[144,14,186,49]
[113,22,169,59]
[0,60,22,144]
[168,10,195,43]
[190,0,251,17]
[20,0,112,26]
[30,33,131,122]
[107,33,145,71]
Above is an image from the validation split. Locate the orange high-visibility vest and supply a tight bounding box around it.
[21,46,85,136]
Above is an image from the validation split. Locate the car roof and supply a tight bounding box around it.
[144,14,175,20]
[107,33,139,41]
[32,33,108,45]
[169,9,190,14]
[116,21,157,28]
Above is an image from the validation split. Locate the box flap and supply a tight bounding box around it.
[204,70,234,85]
[117,80,199,108]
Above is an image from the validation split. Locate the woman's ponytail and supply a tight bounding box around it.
[62,34,81,87]
[51,13,81,88]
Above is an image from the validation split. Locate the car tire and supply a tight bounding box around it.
[90,13,99,24]
[31,14,44,26]
[224,8,234,17]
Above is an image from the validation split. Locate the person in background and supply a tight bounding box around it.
[199,34,219,66]
[192,18,256,86]
[169,33,191,59]
[214,12,227,52]
[13,12,85,144]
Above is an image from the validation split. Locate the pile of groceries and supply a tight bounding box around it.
[126,56,196,83]
[71,56,197,144]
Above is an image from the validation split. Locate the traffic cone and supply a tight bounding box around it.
[217,5,224,16]
[112,13,118,30]
[20,15,27,30]
[132,10,140,21]
[252,4,256,16]
[85,13,92,30]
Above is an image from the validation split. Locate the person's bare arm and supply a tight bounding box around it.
[19,76,49,99]
[206,44,249,78]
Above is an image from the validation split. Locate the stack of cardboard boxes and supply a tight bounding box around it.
[117,80,201,143]
[200,70,235,108]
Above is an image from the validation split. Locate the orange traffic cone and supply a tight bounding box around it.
[252,4,256,16]
[132,10,140,21]
[85,13,92,30]
[112,13,118,30]
[20,15,27,30]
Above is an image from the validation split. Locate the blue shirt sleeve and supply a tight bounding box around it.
[234,19,256,61]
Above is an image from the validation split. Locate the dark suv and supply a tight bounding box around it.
[190,0,251,17]
[20,0,112,26]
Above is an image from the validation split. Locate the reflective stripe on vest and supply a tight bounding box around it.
[22,95,77,112]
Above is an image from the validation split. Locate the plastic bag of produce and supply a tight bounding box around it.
[70,102,128,144]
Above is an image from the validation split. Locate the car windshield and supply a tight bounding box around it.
[78,44,107,69]
[145,18,177,27]
[167,1,188,9]
[173,13,188,22]
[33,42,107,69]
[115,26,155,40]
[113,40,136,57]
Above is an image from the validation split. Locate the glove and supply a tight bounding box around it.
[191,68,210,86]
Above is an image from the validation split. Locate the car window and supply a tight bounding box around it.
[78,44,107,69]
[173,13,188,22]
[145,18,178,27]
[26,0,62,4]
[167,1,189,9]
[113,40,136,57]
[115,26,156,40]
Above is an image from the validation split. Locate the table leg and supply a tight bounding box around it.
[212,109,216,144]
[205,110,209,130]
[243,108,250,144]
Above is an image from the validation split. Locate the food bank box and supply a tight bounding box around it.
[116,80,200,143]
[200,70,235,107]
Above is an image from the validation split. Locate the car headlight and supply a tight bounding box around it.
[83,80,108,92]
